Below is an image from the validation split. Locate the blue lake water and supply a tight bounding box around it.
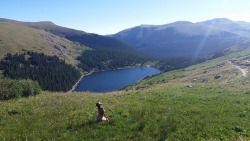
[74,67,161,93]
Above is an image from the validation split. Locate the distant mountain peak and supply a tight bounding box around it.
[139,24,156,28]
[171,21,193,25]
[110,18,249,58]
[202,18,234,24]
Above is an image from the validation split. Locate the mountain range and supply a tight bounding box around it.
[0,18,145,66]
[2,18,250,66]
[110,18,250,58]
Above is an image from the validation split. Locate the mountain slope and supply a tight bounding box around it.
[0,18,86,37]
[199,18,250,38]
[0,18,133,50]
[0,21,87,65]
[2,18,134,50]
[0,18,153,73]
[124,40,250,92]
[66,34,132,49]
[1,43,250,140]
[27,22,136,50]
[110,18,249,58]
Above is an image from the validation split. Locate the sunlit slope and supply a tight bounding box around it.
[24,21,86,37]
[0,18,86,37]
[0,22,87,64]
[1,84,250,140]
[1,35,250,140]
[124,42,250,92]
[110,18,248,57]
[1,45,250,140]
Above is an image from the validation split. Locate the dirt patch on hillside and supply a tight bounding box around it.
[230,61,249,77]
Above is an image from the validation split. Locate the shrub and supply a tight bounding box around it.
[0,79,22,100]
[19,80,42,97]
[0,79,42,100]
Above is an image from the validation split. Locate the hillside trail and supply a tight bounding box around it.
[229,61,248,77]
[235,65,248,77]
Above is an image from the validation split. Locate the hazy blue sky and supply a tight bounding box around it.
[1,0,250,35]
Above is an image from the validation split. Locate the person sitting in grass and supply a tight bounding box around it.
[96,102,108,122]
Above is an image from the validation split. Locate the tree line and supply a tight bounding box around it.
[66,34,130,49]
[77,48,153,71]
[155,57,207,72]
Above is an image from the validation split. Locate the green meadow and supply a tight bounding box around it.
[1,49,250,140]
[1,84,250,141]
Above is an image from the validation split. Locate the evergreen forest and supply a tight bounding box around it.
[0,52,81,91]
[156,57,207,72]
[77,48,152,71]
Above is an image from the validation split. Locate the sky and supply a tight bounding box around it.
[1,0,250,35]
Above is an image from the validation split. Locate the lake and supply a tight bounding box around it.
[74,67,161,92]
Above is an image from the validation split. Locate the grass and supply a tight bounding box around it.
[1,47,250,141]
[0,66,250,140]
[0,22,88,65]
[1,84,250,140]
[0,71,3,78]
[23,20,86,37]
[124,45,250,93]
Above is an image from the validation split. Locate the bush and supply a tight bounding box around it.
[0,79,42,100]
[19,80,42,97]
[0,79,23,100]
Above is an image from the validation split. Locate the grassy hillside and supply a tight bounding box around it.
[124,42,250,93]
[1,44,250,140]
[0,84,250,140]
[24,21,86,37]
[0,22,88,65]
[0,18,86,37]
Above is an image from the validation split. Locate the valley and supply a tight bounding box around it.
[1,46,250,140]
[1,17,250,140]
[0,18,153,92]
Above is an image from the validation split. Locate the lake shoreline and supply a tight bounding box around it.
[68,70,95,93]
[71,66,160,93]
[68,67,138,92]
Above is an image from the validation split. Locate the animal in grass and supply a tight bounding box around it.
[96,102,109,122]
